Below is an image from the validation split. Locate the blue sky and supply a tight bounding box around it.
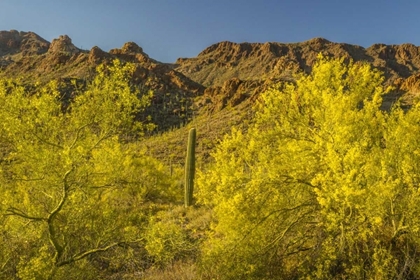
[0,0,418,62]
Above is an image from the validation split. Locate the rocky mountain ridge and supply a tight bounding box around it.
[175,38,420,111]
[1,30,420,130]
[0,30,205,131]
[175,38,420,87]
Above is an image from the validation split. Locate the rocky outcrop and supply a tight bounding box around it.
[174,38,420,112]
[43,35,85,66]
[121,41,143,54]
[200,76,292,112]
[202,78,257,111]
[0,30,49,56]
[366,43,420,80]
[109,42,154,65]
[88,46,110,64]
[48,35,81,55]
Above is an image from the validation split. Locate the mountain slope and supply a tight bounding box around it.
[1,30,420,153]
[175,38,420,88]
[0,30,205,131]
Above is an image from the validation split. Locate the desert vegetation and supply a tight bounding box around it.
[0,56,420,279]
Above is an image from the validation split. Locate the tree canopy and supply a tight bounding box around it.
[0,60,181,279]
[198,56,420,279]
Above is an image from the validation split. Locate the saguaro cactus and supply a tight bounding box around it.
[185,128,196,207]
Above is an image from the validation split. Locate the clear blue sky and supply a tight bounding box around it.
[0,0,418,62]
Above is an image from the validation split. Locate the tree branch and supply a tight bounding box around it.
[48,167,74,263]
[259,213,307,254]
[236,201,316,248]
[69,121,94,150]
[31,132,64,150]
[13,175,45,182]
[56,242,122,267]
[5,207,46,221]
[56,238,143,267]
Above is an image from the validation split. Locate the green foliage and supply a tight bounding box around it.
[145,206,210,268]
[16,245,55,280]
[185,128,196,207]
[197,56,420,279]
[145,209,191,266]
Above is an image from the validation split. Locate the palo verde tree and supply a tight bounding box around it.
[197,56,420,279]
[0,60,178,279]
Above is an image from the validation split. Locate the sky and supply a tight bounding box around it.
[1,0,419,62]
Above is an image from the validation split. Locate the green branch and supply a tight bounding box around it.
[56,238,143,267]
[47,167,74,263]
[5,207,46,221]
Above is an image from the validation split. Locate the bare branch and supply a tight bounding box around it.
[57,242,121,266]
[277,174,316,188]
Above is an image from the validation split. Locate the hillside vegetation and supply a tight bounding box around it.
[2,30,420,278]
[0,56,419,279]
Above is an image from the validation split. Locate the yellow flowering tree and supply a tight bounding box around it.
[198,56,420,279]
[0,61,178,279]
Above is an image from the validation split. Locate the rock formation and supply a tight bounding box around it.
[0,30,49,56]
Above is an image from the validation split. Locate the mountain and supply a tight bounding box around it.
[1,30,420,159]
[0,30,204,131]
[175,38,420,111]
[175,38,420,86]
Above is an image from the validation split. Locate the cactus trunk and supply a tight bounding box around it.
[185,128,196,207]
